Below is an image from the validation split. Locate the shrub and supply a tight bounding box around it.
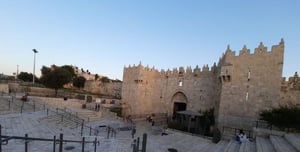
[212,128,221,143]
[260,106,300,131]
[167,120,185,131]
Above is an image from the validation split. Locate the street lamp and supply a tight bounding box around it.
[32,49,38,84]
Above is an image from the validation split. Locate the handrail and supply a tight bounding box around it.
[0,135,95,144]
[0,96,102,137]
[0,124,99,152]
[49,108,101,136]
[222,126,253,138]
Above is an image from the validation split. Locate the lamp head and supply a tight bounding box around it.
[32,49,38,53]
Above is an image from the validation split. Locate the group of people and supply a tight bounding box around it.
[236,130,249,143]
[94,104,100,111]
[146,115,155,126]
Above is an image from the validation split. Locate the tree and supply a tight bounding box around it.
[260,106,300,131]
[17,72,39,83]
[40,66,72,96]
[61,65,76,77]
[18,72,33,82]
[73,76,86,89]
[100,76,110,83]
[199,108,215,136]
[95,74,99,80]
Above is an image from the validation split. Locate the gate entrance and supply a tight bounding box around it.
[171,92,188,118]
[173,102,187,116]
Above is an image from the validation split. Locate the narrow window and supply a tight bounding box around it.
[179,80,183,86]
[246,92,249,101]
[248,70,251,81]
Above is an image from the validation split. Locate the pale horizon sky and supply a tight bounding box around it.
[1,1,299,80]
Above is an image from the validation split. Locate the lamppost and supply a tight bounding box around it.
[17,64,19,76]
[32,49,38,84]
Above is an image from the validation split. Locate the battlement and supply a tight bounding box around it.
[222,39,284,59]
[281,72,300,90]
[124,63,218,79]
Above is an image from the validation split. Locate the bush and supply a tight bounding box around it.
[212,128,221,143]
[260,106,300,131]
[167,120,185,131]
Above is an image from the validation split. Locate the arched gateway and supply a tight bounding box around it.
[171,92,188,117]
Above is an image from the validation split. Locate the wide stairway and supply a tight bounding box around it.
[220,133,300,152]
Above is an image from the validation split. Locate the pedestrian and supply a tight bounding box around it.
[131,127,136,138]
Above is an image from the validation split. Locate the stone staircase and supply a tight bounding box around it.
[269,135,298,152]
[76,110,101,122]
[221,133,300,152]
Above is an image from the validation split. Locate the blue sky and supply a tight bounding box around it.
[1,0,299,80]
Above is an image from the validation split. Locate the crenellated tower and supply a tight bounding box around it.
[217,39,284,129]
[121,39,287,131]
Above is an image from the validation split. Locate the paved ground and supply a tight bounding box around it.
[0,111,224,152]
[0,95,224,152]
[2,94,300,152]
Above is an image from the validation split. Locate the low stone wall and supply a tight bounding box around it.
[28,96,85,109]
[0,84,9,93]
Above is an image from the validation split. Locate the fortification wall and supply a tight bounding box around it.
[122,63,219,116]
[280,72,300,106]
[122,39,289,131]
[217,40,284,129]
[84,80,122,98]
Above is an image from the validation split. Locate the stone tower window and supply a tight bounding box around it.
[248,70,251,81]
[179,80,183,86]
[246,92,249,101]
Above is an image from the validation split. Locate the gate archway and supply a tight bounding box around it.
[171,92,188,117]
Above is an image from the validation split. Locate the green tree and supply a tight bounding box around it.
[199,108,215,136]
[73,76,86,89]
[260,106,300,130]
[17,72,39,83]
[41,66,51,75]
[40,66,72,96]
[95,74,99,80]
[100,76,110,83]
[61,65,76,77]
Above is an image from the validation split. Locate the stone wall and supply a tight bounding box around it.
[217,40,284,130]
[83,80,122,98]
[122,63,220,116]
[280,72,300,106]
[0,84,9,93]
[28,96,84,109]
[122,39,290,131]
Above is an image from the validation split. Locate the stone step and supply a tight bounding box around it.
[284,133,300,151]
[199,140,229,152]
[239,141,256,152]
[224,139,241,152]
[270,135,298,152]
[256,137,275,152]
[213,140,230,152]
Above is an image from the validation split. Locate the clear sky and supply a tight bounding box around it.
[0,0,299,80]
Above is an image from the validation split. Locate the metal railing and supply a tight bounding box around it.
[0,125,99,152]
[222,126,253,139]
[1,94,120,138]
[47,108,100,137]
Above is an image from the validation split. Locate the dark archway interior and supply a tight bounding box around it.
[173,102,187,117]
[171,92,188,118]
